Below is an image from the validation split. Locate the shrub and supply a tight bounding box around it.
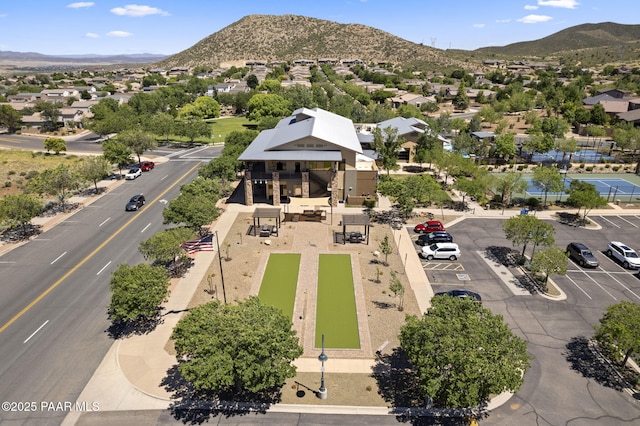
[604,163,611,168]
[527,197,540,208]
[4,181,11,187]
[585,166,593,172]
[7,170,16,176]
[612,166,621,172]
[517,165,526,171]
[579,163,585,169]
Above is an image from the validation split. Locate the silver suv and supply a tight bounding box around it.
[420,242,460,261]
[606,241,640,269]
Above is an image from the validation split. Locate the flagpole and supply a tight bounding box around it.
[214,231,227,303]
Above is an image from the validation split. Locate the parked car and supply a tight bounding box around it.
[434,289,482,302]
[125,194,145,211]
[420,242,460,261]
[566,242,599,267]
[414,220,445,234]
[606,241,640,269]
[129,161,155,171]
[125,167,142,180]
[416,231,453,246]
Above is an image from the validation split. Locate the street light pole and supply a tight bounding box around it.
[318,333,328,399]
[214,231,227,303]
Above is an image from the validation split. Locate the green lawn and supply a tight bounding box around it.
[315,254,360,349]
[258,253,301,319]
[209,116,255,143]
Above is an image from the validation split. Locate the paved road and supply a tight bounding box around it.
[0,160,202,424]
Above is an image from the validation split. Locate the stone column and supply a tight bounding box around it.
[330,169,338,207]
[244,170,253,206]
[302,171,310,199]
[272,172,280,206]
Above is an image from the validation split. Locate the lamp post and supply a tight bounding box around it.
[214,231,227,303]
[560,166,568,203]
[318,334,328,399]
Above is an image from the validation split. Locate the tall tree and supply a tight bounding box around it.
[172,297,303,394]
[0,104,22,133]
[102,140,133,177]
[117,128,158,164]
[529,246,568,285]
[565,180,608,221]
[372,126,404,175]
[148,112,175,142]
[503,215,555,259]
[594,301,640,367]
[139,227,196,267]
[162,177,221,231]
[493,171,528,207]
[78,155,111,193]
[174,119,210,145]
[532,166,565,207]
[246,93,291,121]
[400,296,531,408]
[27,164,82,212]
[108,263,170,323]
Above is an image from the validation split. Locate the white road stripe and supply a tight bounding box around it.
[161,174,169,181]
[597,216,620,228]
[564,274,592,299]
[96,261,112,275]
[141,223,151,233]
[579,268,616,300]
[50,251,67,265]
[24,320,49,343]
[616,215,638,227]
[98,217,111,227]
[601,270,640,301]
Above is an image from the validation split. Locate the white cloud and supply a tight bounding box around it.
[110,4,169,17]
[67,2,94,8]
[0,13,7,18]
[496,19,511,23]
[107,30,133,37]
[537,0,579,8]
[517,14,553,24]
[524,5,539,10]
[85,32,99,38]
[472,24,485,29]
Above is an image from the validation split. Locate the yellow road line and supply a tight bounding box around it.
[0,162,200,334]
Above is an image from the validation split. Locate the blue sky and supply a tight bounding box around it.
[0,1,637,55]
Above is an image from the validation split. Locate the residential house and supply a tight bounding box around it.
[238,108,377,206]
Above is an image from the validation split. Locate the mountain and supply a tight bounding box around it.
[0,51,169,64]
[475,22,640,59]
[157,14,456,69]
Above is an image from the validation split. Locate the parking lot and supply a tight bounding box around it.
[410,215,640,307]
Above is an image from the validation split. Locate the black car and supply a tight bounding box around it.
[566,242,599,267]
[125,194,145,211]
[416,231,453,246]
[434,289,482,302]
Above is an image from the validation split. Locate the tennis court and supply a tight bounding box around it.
[524,176,640,202]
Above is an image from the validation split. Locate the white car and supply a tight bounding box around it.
[606,241,640,269]
[125,167,142,180]
[420,242,461,261]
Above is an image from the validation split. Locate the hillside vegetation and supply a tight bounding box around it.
[158,14,461,69]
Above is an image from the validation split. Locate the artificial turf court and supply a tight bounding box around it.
[315,254,360,349]
[257,253,300,319]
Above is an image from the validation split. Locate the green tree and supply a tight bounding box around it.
[139,227,196,267]
[493,132,517,162]
[565,180,608,221]
[378,235,393,266]
[532,166,564,207]
[102,140,133,177]
[78,155,111,193]
[0,104,22,133]
[372,126,404,175]
[174,119,210,145]
[529,246,568,284]
[503,215,555,258]
[43,137,67,154]
[162,178,221,231]
[590,103,608,126]
[148,112,175,142]
[117,128,158,164]
[388,271,405,311]
[0,194,42,236]
[523,133,555,163]
[400,296,531,408]
[27,164,82,212]
[555,137,579,164]
[452,84,469,111]
[246,74,259,90]
[108,263,170,323]
[172,297,303,394]
[38,102,61,131]
[493,171,528,207]
[594,301,640,367]
[246,93,291,121]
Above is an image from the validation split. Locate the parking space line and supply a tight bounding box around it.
[564,274,592,299]
[616,215,638,227]
[600,269,640,301]
[597,216,620,228]
[578,268,617,300]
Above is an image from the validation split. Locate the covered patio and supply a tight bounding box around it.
[250,208,282,237]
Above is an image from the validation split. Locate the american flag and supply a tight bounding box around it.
[180,234,215,254]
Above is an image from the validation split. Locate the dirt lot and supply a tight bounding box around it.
[169,210,461,407]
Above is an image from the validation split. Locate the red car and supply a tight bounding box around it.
[414,220,445,234]
[141,161,155,171]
